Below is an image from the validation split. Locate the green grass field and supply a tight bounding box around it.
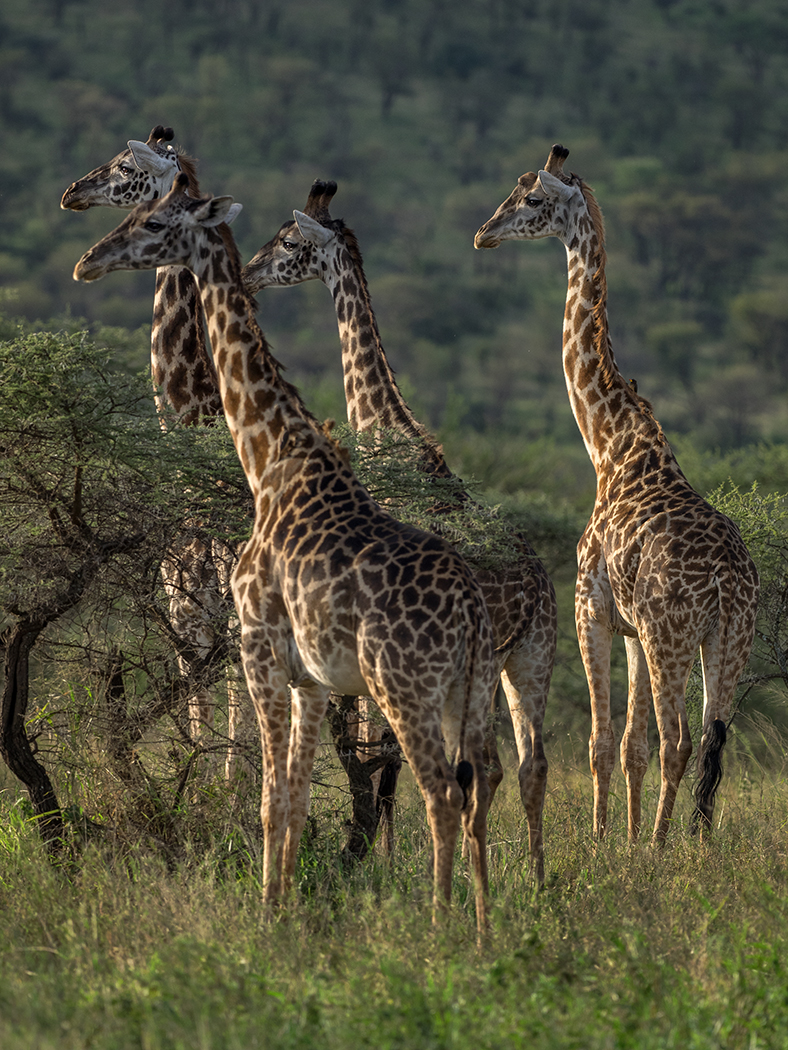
[3,721,788,1050]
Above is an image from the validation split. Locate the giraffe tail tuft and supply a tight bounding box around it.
[692,718,727,831]
[456,760,473,810]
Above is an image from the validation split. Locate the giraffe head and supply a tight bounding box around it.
[474,144,590,249]
[73,174,240,282]
[242,179,342,293]
[61,125,199,212]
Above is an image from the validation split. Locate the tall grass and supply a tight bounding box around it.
[2,721,788,1050]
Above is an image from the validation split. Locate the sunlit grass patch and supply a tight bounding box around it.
[3,739,788,1048]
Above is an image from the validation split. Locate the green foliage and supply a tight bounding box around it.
[0,325,256,840]
[708,483,788,718]
[0,327,249,614]
[2,0,788,457]
[338,424,525,572]
[4,754,788,1049]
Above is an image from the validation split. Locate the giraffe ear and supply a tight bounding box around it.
[193,195,240,228]
[293,210,335,248]
[127,140,178,177]
[537,170,578,202]
[225,203,243,225]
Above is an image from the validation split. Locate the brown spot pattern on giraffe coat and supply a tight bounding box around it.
[476,144,759,844]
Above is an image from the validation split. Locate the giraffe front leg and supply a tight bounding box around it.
[282,681,332,891]
[576,596,615,839]
[242,644,292,907]
[620,635,652,842]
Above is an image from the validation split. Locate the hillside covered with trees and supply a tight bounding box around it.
[2,0,788,489]
[3,0,788,830]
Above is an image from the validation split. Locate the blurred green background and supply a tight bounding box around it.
[4,0,788,480]
[3,0,788,746]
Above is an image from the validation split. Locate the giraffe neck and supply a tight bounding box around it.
[562,224,653,479]
[323,233,454,479]
[147,154,223,427]
[193,230,320,501]
[150,266,223,425]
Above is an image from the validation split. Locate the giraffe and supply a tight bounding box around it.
[73,174,497,931]
[62,127,249,783]
[242,180,558,881]
[475,144,759,842]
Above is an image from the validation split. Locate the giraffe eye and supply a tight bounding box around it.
[525,195,543,207]
[144,220,164,232]
[282,240,298,252]
[118,165,134,178]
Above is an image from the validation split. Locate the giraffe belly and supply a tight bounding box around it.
[288,620,370,696]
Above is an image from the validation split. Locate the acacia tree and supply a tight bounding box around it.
[709,484,788,707]
[0,327,251,854]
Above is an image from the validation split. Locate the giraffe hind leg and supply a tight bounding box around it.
[645,650,694,844]
[690,628,748,836]
[620,635,652,843]
[459,738,491,934]
[376,699,465,919]
[500,656,549,884]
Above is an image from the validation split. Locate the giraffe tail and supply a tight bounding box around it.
[456,760,473,808]
[455,609,477,812]
[455,587,494,810]
[692,718,726,832]
[692,561,736,832]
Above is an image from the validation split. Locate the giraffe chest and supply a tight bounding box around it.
[239,455,478,695]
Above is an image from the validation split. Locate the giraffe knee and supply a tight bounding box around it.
[433,765,465,814]
[589,727,616,775]
[518,752,548,793]
[620,735,648,780]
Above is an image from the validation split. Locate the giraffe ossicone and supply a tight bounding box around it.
[73,174,496,931]
[243,179,558,882]
[476,144,759,843]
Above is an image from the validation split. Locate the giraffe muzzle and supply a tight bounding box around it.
[61,183,93,211]
[474,226,501,250]
[73,251,107,282]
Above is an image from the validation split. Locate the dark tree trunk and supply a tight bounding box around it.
[327,695,380,862]
[0,619,66,852]
[0,532,144,856]
[327,694,406,864]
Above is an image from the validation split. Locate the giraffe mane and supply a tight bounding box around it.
[577,179,669,444]
[572,179,615,389]
[215,222,324,433]
[336,222,450,458]
[175,153,202,198]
